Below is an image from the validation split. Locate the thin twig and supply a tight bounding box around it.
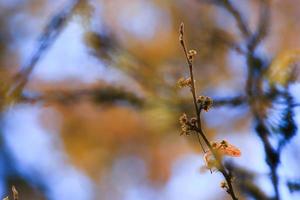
[179,23,206,153]
[179,22,238,200]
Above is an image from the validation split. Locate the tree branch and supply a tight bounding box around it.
[7,0,82,98]
[179,22,238,200]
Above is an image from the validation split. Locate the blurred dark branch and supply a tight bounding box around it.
[244,18,280,200]
[287,180,300,193]
[6,0,83,98]
[213,96,247,107]
[291,103,300,107]
[20,87,144,108]
[206,1,284,199]
[277,91,297,150]
[215,0,251,38]
[228,42,247,55]
[246,37,281,200]
[226,163,271,200]
[213,94,299,108]
[247,0,271,52]
[205,0,270,53]
[255,118,280,200]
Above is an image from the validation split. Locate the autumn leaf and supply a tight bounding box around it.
[267,49,300,86]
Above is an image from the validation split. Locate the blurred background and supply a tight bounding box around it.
[1,0,300,199]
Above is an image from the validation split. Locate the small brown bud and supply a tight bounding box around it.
[220,181,228,189]
[179,113,195,136]
[177,77,192,88]
[196,96,205,104]
[188,50,197,56]
[179,113,188,124]
[190,117,197,126]
[211,141,218,148]
[187,49,197,61]
[197,96,213,111]
[220,140,228,147]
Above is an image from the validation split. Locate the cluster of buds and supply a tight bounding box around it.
[179,113,197,136]
[203,140,241,170]
[177,77,193,88]
[197,96,213,111]
[187,49,197,61]
[220,181,229,192]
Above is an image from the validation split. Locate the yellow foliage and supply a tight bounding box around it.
[268,49,300,86]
